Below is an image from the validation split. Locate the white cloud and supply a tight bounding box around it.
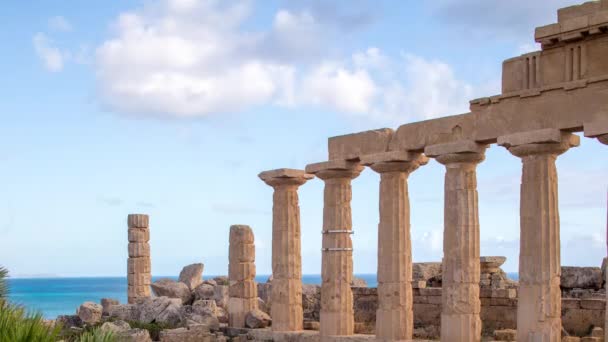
[33,33,65,72]
[299,62,377,114]
[48,16,72,32]
[94,0,491,123]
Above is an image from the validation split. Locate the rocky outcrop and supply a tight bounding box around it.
[77,302,102,324]
[245,309,271,329]
[151,278,193,304]
[100,320,130,334]
[179,263,204,290]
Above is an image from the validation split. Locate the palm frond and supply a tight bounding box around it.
[0,266,8,298]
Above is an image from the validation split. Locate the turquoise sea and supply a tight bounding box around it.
[7,273,517,319]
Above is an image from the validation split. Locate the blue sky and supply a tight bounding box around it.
[0,0,606,277]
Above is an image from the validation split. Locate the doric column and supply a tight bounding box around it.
[498,129,579,342]
[584,121,608,342]
[228,224,258,328]
[425,141,486,342]
[259,169,314,332]
[361,151,428,342]
[305,160,363,339]
[127,214,151,304]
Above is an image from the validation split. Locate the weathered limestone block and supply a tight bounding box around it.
[101,298,119,316]
[245,309,272,329]
[328,128,393,161]
[480,256,507,274]
[194,284,215,300]
[413,262,442,284]
[128,228,150,242]
[561,266,603,290]
[499,129,579,342]
[179,263,204,290]
[159,324,212,342]
[305,160,363,338]
[108,304,137,321]
[361,151,428,341]
[228,225,258,328]
[136,296,183,325]
[77,302,103,324]
[425,140,486,342]
[259,168,312,332]
[151,279,193,304]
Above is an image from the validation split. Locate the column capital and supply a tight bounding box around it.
[498,128,580,158]
[584,120,608,145]
[258,168,314,188]
[305,160,364,180]
[424,140,487,166]
[360,151,428,173]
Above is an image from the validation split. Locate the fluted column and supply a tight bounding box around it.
[425,141,486,342]
[259,169,313,332]
[127,214,151,304]
[228,225,257,328]
[584,122,608,341]
[362,151,428,342]
[306,160,363,339]
[499,129,579,342]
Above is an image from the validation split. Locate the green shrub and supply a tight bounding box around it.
[0,300,61,342]
[74,328,115,342]
[127,320,171,340]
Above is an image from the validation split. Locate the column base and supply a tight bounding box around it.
[320,311,354,337]
[517,284,561,342]
[375,308,412,341]
[440,313,481,342]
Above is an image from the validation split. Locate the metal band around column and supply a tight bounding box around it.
[321,230,354,234]
[321,248,354,251]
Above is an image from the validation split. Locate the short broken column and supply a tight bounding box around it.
[228,224,258,328]
[425,141,487,342]
[259,169,314,332]
[127,214,151,304]
[498,129,579,342]
[361,151,428,341]
[305,160,363,339]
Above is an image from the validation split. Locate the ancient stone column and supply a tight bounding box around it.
[228,224,258,328]
[361,151,428,342]
[259,168,313,332]
[425,141,486,342]
[498,129,579,342]
[305,160,363,338]
[127,214,151,304]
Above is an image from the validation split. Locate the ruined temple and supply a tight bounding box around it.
[106,1,608,341]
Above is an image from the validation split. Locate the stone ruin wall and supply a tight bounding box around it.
[255,257,607,339]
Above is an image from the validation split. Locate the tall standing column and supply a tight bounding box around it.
[259,169,313,332]
[498,129,579,342]
[425,141,486,342]
[585,121,608,341]
[127,214,151,304]
[362,151,428,342]
[306,160,363,339]
[228,224,258,328]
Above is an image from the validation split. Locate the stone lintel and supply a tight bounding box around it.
[497,128,580,148]
[258,168,314,182]
[305,159,361,174]
[584,119,608,138]
[327,128,393,161]
[424,140,486,158]
[359,150,425,166]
